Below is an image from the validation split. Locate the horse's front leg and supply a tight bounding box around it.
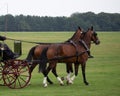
[65,63,74,84]
[69,62,80,84]
[66,63,73,73]
[66,63,79,84]
[81,62,89,85]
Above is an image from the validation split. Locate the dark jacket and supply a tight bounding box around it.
[0,36,6,41]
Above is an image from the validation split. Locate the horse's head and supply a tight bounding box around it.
[67,26,83,42]
[87,26,100,45]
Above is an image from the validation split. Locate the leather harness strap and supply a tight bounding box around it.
[79,40,90,55]
[79,40,90,51]
[69,40,79,63]
[69,40,90,63]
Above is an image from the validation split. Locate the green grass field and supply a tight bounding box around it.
[0,32,120,96]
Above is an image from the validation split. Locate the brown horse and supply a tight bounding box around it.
[25,27,83,84]
[38,26,100,87]
[65,27,100,84]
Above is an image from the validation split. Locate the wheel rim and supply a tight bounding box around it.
[2,60,31,89]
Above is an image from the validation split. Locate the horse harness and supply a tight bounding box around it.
[69,40,90,63]
[41,40,90,62]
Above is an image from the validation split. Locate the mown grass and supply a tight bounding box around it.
[0,31,120,96]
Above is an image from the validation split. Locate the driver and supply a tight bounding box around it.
[0,36,6,41]
[0,35,19,60]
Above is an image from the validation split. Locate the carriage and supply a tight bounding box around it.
[0,26,100,88]
[0,40,31,89]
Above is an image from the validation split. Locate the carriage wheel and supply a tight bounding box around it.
[2,60,31,89]
[0,62,5,85]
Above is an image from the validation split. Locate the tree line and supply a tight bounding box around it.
[0,12,120,31]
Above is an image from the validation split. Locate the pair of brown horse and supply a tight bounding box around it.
[26,26,100,87]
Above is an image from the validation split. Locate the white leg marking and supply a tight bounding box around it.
[57,77,64,85]
[43,77,47,87]
[66,72,71,81]
[70,75,76,83]
[66,72,73,84]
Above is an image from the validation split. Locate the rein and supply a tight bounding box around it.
[6,37,64,45]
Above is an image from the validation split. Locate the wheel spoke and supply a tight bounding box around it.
[2,60,31,89]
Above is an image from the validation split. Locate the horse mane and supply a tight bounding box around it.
[65,30,78,42]
[66,26,82,42]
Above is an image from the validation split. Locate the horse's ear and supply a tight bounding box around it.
[78,26,81,30]
[91,26,93,31]
[81,31,86,39]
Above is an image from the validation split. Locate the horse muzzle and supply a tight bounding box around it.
[95,40,100,45]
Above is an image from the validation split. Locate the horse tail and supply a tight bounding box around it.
[38,47,48,72]
[25,46,36,62]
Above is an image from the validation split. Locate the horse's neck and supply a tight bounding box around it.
[71,30,81,42]
[82,32,91,48]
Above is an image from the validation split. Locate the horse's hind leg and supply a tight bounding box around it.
[47,76,53,84]
[28,62,53,85]
[51,63,64,86]
[42,62,64,87]
[42,63,55,87]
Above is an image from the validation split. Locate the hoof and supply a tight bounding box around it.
[60,83,64,86]
[85,82,89,85]
[43,83,48,87]
[61,77,65,81]
[66,81,73,85]
[48,82,53,84]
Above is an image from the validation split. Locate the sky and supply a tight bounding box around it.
[0,0,120,17]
